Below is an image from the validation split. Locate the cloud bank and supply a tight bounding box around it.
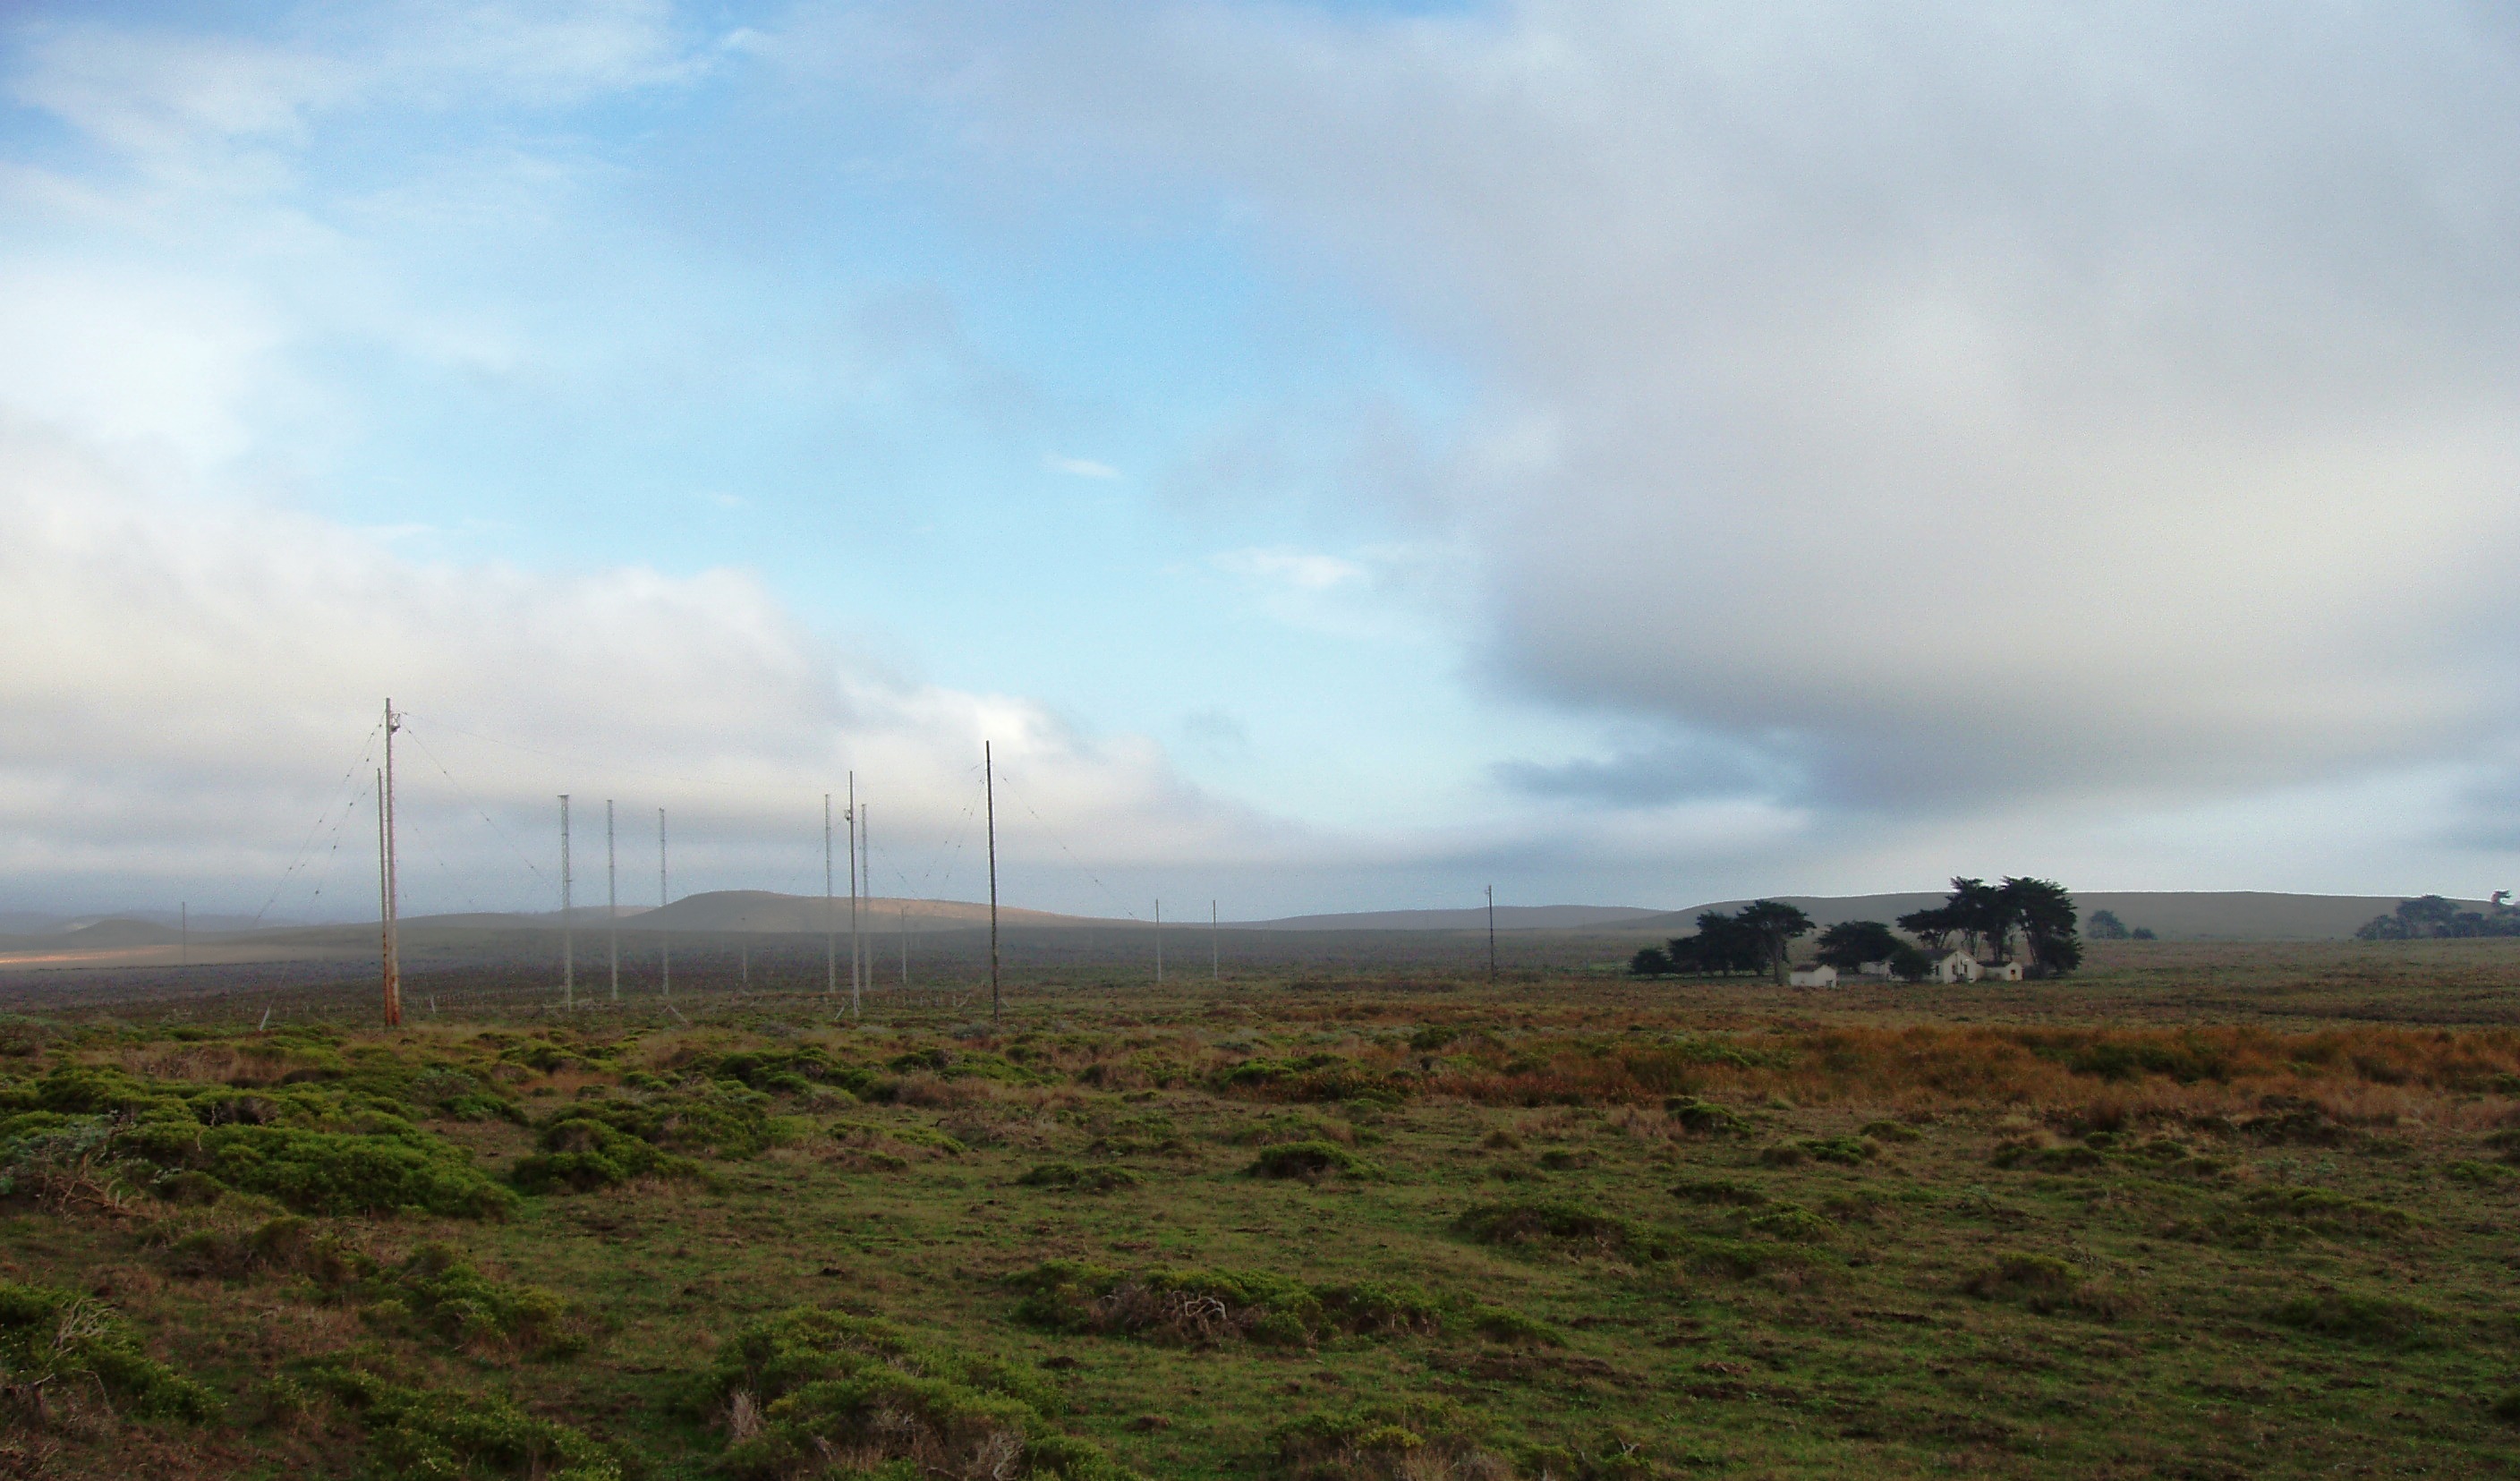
[822,0,2520,823]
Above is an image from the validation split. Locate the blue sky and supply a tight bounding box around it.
[3,2,2517,921]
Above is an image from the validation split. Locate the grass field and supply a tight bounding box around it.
[4,940,2520,1478]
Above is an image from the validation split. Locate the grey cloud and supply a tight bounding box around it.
[832,0,2520,817]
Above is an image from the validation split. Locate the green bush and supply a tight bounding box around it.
[1009,1262,1444,1347]
[1453,1200,1671,1262]
[692,1307,1128,1480]
[2272,1290,2435,1348]
[1858,1119,1922,1143]
[300,1362,618,1479]
[123,1120,513,1218]
[1763,1136,1878,1167]
[1669,1178,1767,1207]
[1744,1204,1838,1244]
[368,1245,579,1358]
[511,1116,702,1195]
[1246,1140,1375,1179]
[536,1084,779,1160]
[1271,1399,1506,1481]
[0,1280,217,1423]
[1662,1096,1750,1136]
[1017,1162,1141,1193]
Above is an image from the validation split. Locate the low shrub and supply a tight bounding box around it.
[1670,1179,1767,1207]
[1009,1261,1443,1347]
[166,1213,368,1285]
[511,1118,701,1195]
[299,1362,619,1479]
[1858,1119,1922,1144]
[2245,1187,2414,1238]
[536,1085,783,1161]
[1960,1252,2083,1312]
[1762,1136,1877,1167]
[2272,1290,2435,1348]
[691,1307,1127,1480]
[1271,1399,1508,1481]
[1662,1096,1750,1136]
[1247,1140,1375,1179]
[122,1120,514,1219]
[1017,1162,1141,1193]
[1744,1204,1838,1244]
[0,1280,218,1423]
[1469,1307,1564,1347]
[366,1245,579,1358]
[1453,1200,1671,1262]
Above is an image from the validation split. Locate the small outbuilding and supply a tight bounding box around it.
[1787,964,1839,987]
[1985,960,2024,982]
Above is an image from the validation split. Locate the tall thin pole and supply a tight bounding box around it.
[900,900,909,987]
[824,795,837,999]
[606,799,618,1002]
[378,770,393,1019]
[847,775,861,1017]
[1212,899,1219,982]
[1154,899,1163,984]
[181,902,188,968]
[658,807,670,999]
[381,701,401,1027]
[560,796,574,1009]
[985,742,1000,1024]
[1486,883,1496,982]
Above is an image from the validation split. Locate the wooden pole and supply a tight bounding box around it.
[1486,883,1496,982]
[985,742,1000,1024]
[1154,898,1162,984]
[606,798,618,1002]
[824,794,836,999]
[560,796,573,1009]
[658,807,670,999]
[381,702,401,1027]
[848,776,861,1017]
[1212,899,1219,982]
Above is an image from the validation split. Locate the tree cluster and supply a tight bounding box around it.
[2354,893,2520,941]
[1896,876,2082,976]
[1630,875,2086,982]
[1627,900,1813,983]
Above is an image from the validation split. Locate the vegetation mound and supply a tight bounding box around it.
[1017,1162,1141,1193]
[1270,1399,1510,1481]
[1453,1200,1672,1262]
[0,1280,217,1423]
[692,1307,1128,1480]
[293,1362,620,1479]
[1010,1261,1448,1346]
[1246,1139,1375,1179]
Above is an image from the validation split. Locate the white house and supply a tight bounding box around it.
[1985,960,2024,982]
[1924,951,1982,984]
[1788,964,1839,987]
[1857,959,1895,978]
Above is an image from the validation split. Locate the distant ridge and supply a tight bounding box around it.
[1235,905,1666,932]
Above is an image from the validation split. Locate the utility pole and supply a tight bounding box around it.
[1154,898,1163,984]
[1212,899,1219,982]
[181,902,188,968]
[658,807,670,1000]
[823,795,837,1000]
[1486,883,1496,982]
[985,741,1000,1025]
[847,775,861,1017]
[606,799,618,1002]
[560,796,574,1009]
[380,700,401,1027]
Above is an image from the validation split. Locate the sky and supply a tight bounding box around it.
[2,0,2517,923]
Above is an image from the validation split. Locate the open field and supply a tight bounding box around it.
[4,942,2520,1478]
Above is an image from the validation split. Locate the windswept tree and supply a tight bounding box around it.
[2087,909,2130,941]
[1814,920,1902,972]
[1998,876,2082,975]
[1668,912,1763,975]
[1896,903,1959,950]
[1734,899,1816,984]
[1628,945,1676,977]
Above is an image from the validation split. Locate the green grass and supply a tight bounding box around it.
[6,956,2520,1477]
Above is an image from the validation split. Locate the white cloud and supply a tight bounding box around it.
[1212,545,1366,592]
[0,420,1284,911]
[1044,453,1119,479]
